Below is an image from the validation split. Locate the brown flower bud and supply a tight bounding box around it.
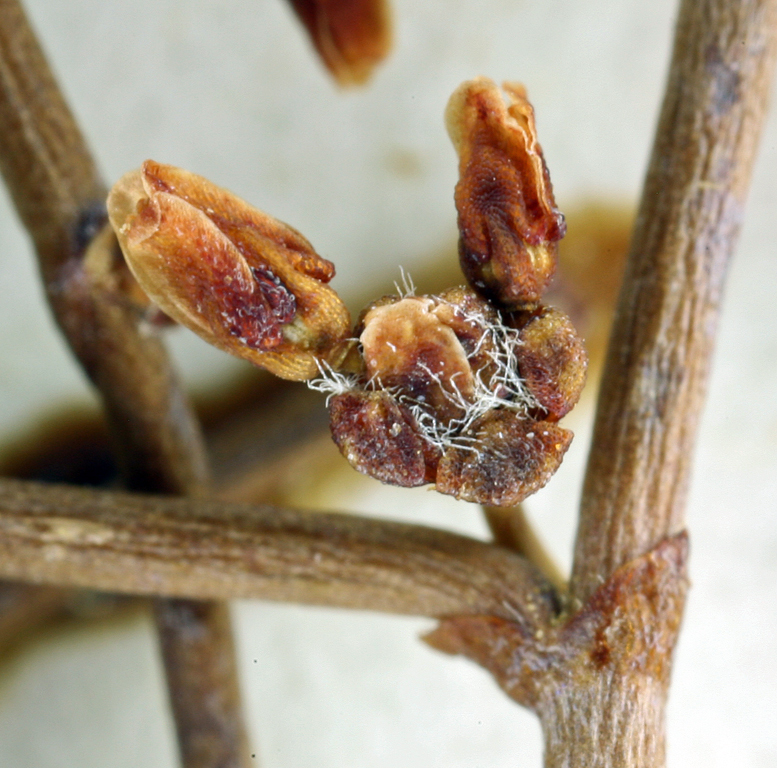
[320,284,577,505]
[446,78,566,309]
[310,79,585,507]
[435,411,572,506]
[107,161,350,381]
[286,0,392,86]
[509,305,588,420]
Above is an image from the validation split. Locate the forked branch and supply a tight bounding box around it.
[0,477,557,625]
[2,1,777,767]
[0,1,248,764]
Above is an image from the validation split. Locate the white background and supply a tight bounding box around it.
[0,0,776,765]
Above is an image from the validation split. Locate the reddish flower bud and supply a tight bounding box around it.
[446,78,566,309]
[286,0,392,85]
[107,161,350,381]
[319,284,576,505]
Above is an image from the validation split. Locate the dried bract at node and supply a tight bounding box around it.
[508,306,588,420]
[447,78,566,309]
[107,161,351,381]
[286,0,392,86]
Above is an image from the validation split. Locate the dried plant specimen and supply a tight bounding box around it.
[107,80,586,507]
[317,80,585,504]
[318,287,578,505]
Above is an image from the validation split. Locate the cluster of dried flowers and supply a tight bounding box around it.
[107,77,586,507]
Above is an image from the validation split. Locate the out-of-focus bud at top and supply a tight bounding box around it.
[446,78,566,310]
[107,160,351,381]
[286,0,392,86]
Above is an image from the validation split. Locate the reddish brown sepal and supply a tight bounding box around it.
[435,411,572,506]
[446,78,566,309]
[329,391,437,487]
[286,0,392,86]
[509,305,588,420]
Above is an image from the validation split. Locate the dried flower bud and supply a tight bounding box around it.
[107,161,350,381]
[509,305,588,420]
[317,284,577,505]
[435,411,572,506]
[286,0,392,86]
[446,78,566,309]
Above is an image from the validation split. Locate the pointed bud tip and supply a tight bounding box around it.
[287,0,392,86]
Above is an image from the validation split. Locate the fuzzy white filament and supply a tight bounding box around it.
[393,266,417,298]
[307,360,359,404]
[309,289,540,457]
[398,302,540,454]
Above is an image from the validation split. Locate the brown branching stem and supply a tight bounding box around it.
[545,0,777,765]
[571,0,777,606]
[0,0,207,514]
[0,478,557,624]
[0,1,250,765]
[429,2,777,766]
[155,600,251,768]
[0,0,775,765]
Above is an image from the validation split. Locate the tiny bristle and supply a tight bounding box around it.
[389,299,540,454]
[307,360,358,404]
[393,266,417,298]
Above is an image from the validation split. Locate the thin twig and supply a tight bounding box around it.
[482,505,566,594]
[155,600,250,768]
[0,0,207,499]
[0,0,102,264]
[0,2,250,764]
[0,477,557,625]
[571,0,777,607]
